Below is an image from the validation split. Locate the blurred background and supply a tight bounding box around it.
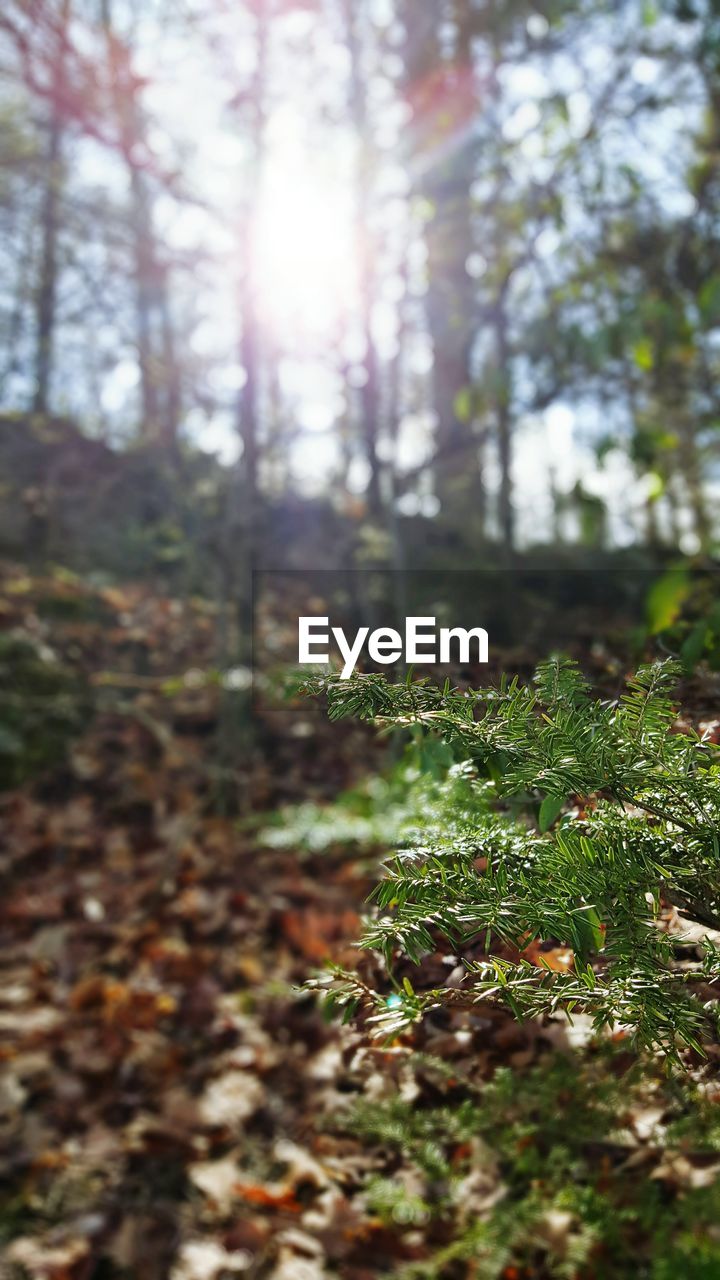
[2,0,720,581]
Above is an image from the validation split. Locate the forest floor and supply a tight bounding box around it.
[2,562,720,1280]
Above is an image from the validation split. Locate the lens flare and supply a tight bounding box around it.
[251,160,357,340]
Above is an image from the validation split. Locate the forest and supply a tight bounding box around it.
[2,1,720,1278]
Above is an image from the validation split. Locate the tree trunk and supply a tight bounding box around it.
[400,0,482,518]
[679,418,711,551]
[129,167,161,437]
[235,0,268,659]
[216,0,269,796]
[343,0,382,518]
[159,271,181,452]
[33,0,71,413]
[495,297,514,552]
[100,0,176,448]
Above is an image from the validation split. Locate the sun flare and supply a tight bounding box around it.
[252,160,357,340]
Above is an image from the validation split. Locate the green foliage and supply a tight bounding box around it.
[261,750,489,855]
[0,633,91,788]
[647,571,720,673]
[304,660,720,1057]
[645,568,691,635]
[339,1050,720,1279]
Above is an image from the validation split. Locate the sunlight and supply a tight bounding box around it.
[252,154,357,341]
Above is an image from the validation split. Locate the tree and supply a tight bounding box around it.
[32,0,71,413]
[99,0,181,449]
[400,0,483,519]
[343,0,383,517]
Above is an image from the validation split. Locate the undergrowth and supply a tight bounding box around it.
[302,658,720,1058]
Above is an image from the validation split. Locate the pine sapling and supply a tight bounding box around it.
[302,659,720,1058]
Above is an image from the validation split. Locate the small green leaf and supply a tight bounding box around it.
[646,569,690,634]
[574,905,605,958]
[681,621,709,672]
[632,337,655,371]
[539,794,564,832]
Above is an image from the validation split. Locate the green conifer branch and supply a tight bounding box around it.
[304,659,720,1057]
